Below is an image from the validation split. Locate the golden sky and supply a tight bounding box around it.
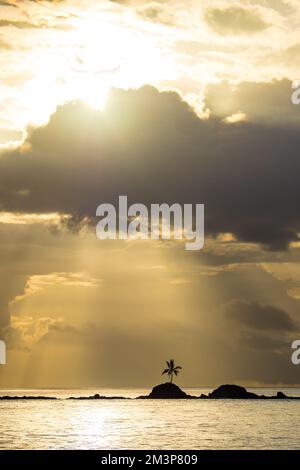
[1,0,300,388]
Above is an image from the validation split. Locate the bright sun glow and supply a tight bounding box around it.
[2,12,180,130]
[68,75,110,110]
[65,16,174,109]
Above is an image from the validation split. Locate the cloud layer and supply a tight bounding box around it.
[0,84,299,249]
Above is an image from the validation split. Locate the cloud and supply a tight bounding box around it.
[205,6,269,35]
[239,331,291,351]
[0,39,12,49]
[109,0,164,4]
[3,315,63,351]
[0,1,17,7]
[275,43,300,66]
[260,262,300,300]
[223,112,247,124]
[0,20,40,29]
[226,300,297,331]
[28,0,66,3]
[205,78,300,127]
[247,0,294,16]
[137,2,176,26]
[0,18,74,30]
[0,127,23,144]
[11,272,102,306]
[0,84,299,250]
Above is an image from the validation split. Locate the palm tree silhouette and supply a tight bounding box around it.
[162,359,182,383]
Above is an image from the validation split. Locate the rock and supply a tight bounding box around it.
[209,384,259,399]
[276,391,287,399]
[146,382,188,399]
[0,396,57,400]
[70,394,127,400]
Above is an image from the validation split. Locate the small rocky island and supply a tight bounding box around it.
[205,384,290,400]
[138,382,190,399]
[0,383,298,400]
[68,383,299,400]
[136,383,296,400]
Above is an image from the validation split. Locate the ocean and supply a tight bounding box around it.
[0,388,299,450]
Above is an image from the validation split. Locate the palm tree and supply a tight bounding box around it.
[162,359,182,383]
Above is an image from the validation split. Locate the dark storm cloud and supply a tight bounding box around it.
[0,84,300,249]
[226,300,298,331]
[205,6,269,35]
[240,331,290,351]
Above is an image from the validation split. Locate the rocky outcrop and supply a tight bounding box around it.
[138,382,193,399]
[69,394,128,400]
[0,396,57,400]
[209,384,259,399]
[276,391,287,399]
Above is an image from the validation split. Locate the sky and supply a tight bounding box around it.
[0,0,300,388]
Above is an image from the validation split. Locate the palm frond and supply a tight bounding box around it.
[161,359,182,383]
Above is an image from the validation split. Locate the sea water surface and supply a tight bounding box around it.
[0,387,299,450]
